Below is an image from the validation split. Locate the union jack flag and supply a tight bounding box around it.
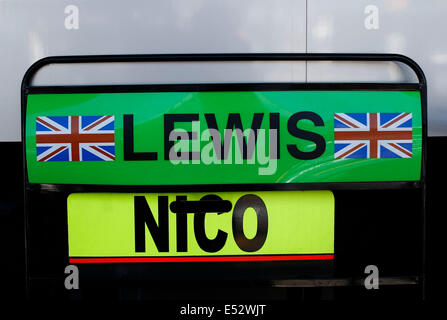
[334,113,412,159]
[36,116,115,161]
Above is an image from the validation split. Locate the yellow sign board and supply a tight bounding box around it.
[67,191,334,263]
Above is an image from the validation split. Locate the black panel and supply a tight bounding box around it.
[0,143,25,300]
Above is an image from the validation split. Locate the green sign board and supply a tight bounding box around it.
[25,90,422,185]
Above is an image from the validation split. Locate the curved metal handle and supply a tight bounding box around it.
[21,53,427,90]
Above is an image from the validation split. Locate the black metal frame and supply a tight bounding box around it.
[21,53,428,296]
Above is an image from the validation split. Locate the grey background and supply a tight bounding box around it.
[0,0,445,140]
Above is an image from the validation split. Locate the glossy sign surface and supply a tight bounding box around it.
[26,90,422,185]
[67,191,334,262]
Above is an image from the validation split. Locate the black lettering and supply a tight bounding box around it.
[164,114,199,161]
[287,111,326,160]
[134,196,169,252]
[193,195,229,253]
[123,114,158,160]
[232,194,268,252]
[204,113,264,160]
[175,196,188,252]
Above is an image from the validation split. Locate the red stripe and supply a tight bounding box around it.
[382,113,410,128]
[69,254,334,264]
[71,116,80,161]
[84,116,112,131]
[336,143,365,159]
[36,117,61,131]
[334,114,360,128]
[90,145,115,160]
[36,133,115,144]
[388,142,412,157]
[39,146,67,162]
[370,113,378,158]
[334,130,412,141]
